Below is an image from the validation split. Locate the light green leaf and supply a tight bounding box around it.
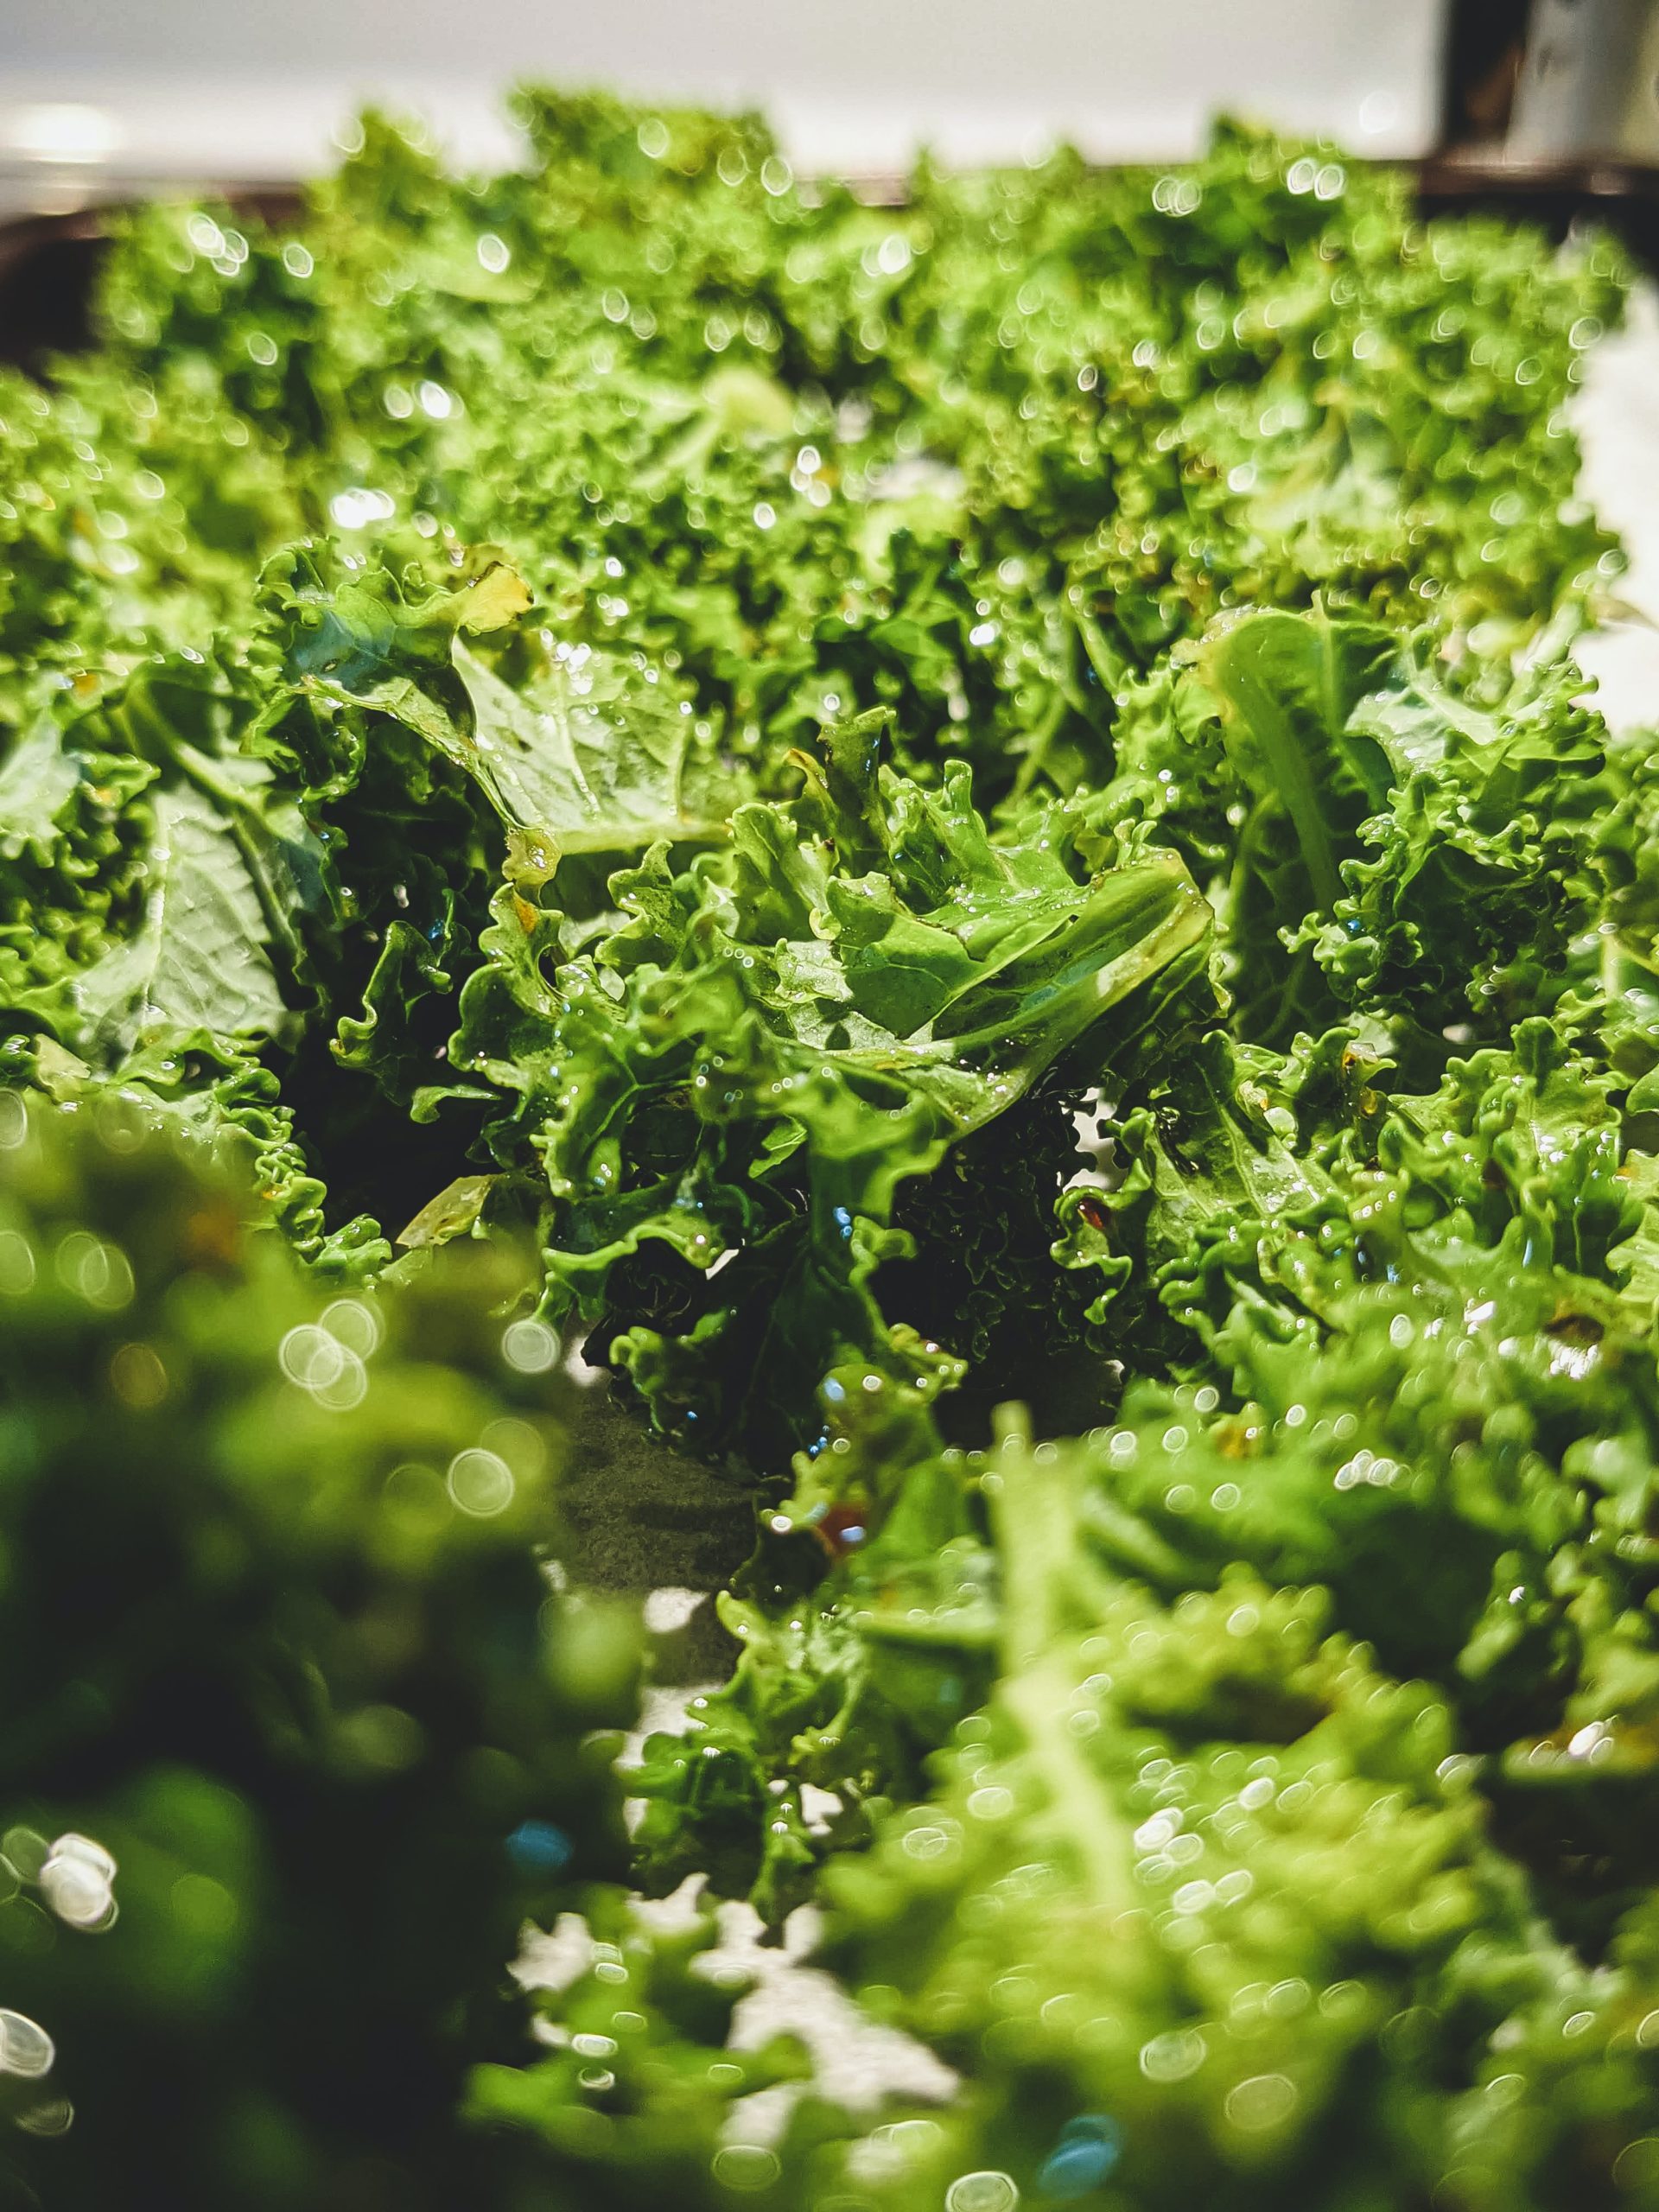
[0,718,82,863]
[452,641,724,853]
[396,1173,499,1249]
[1204,607,1398,914]
[73,789,286,1058]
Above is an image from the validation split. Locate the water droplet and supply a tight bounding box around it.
[1141,2028,1205,2082]
[448,1448,515,1517]
[1225,2073,1297,2131]
[506,1819,571,1874]
[711,2145,780,2191]
[0,2011,54,2079]
[321,1297,380,1358]
[945,2174,1019,2212]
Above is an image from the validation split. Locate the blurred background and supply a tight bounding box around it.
[0,0,1653,216]
[3,1,1659,214]
[0,2,1444,213]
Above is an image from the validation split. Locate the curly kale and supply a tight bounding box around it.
[454,711,1211,1461]
[3,81,1659,2212]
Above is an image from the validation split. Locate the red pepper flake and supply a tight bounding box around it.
[814,1503,871,1560]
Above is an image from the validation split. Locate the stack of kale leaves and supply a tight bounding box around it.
[3,86,1659,2211]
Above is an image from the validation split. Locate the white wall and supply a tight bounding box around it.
[0,0,1448,207]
